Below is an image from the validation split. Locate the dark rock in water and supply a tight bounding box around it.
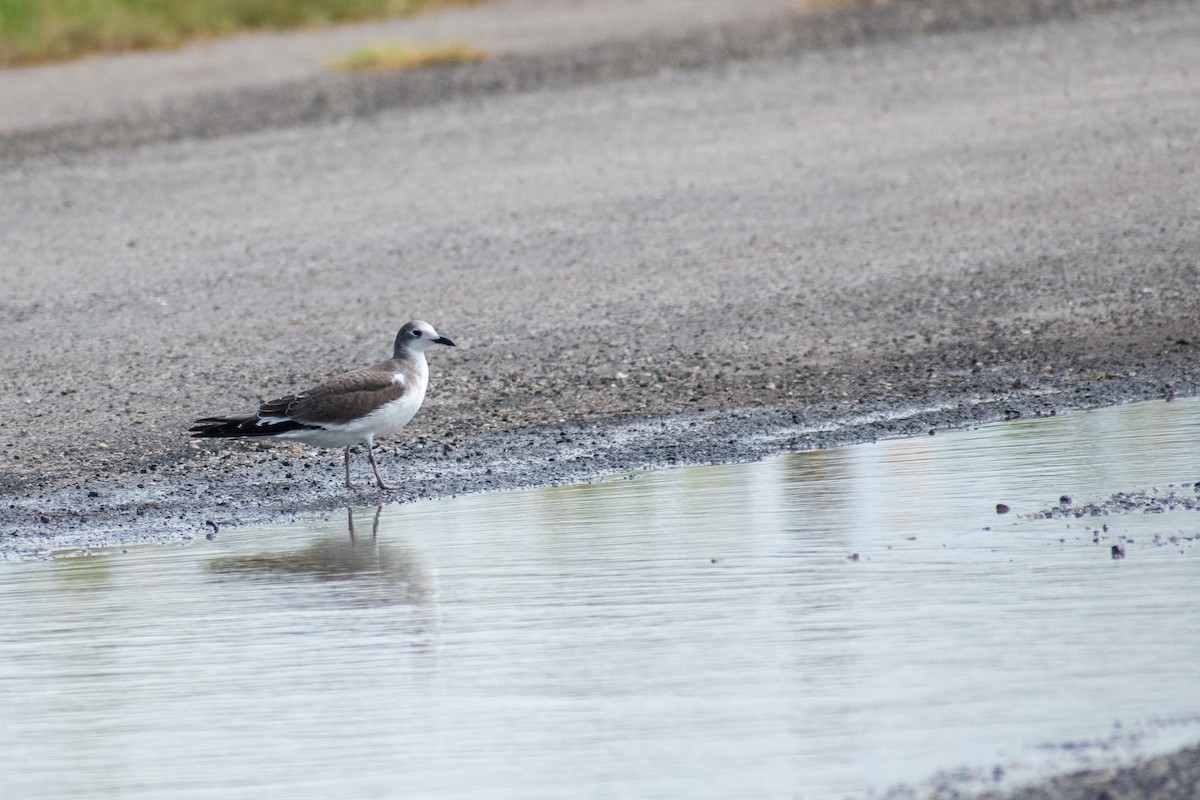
[1059,495,1072,505]
[1111,544,1126,560]
[995,503,1011,514]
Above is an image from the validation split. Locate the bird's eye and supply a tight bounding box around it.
[411,329,422,337]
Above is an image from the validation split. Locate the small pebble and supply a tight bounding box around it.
[1111,544,1126,560]
[995,503,1011,514]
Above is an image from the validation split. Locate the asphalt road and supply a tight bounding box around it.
[1,0,1199,794]
[3,0,1198,533]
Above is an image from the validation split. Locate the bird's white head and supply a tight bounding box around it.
[394,320,455,357]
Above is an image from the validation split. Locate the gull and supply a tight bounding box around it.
[189,320,455,490]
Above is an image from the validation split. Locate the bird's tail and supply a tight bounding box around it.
[188,413,261,438]
[190,413,316,438]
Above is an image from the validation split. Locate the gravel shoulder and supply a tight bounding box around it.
[2,0,1199,797]
[4,0,1196,549]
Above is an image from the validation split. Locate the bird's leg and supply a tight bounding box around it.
[367,444,398,490]
[344,446,362,490]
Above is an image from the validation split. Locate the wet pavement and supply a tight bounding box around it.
[4,400,1200,799]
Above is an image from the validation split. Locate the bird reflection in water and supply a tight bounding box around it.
[205,506,433,607]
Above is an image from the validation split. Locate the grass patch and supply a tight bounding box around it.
[0,0,484,67]
[329,40,486,71]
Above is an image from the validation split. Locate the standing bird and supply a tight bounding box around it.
[189,320,455,490]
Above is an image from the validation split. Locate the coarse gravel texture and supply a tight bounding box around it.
[1,0,1200,796]
[881,742,1200,799]
[1031,484,1200,520]
[993,745,1200,800]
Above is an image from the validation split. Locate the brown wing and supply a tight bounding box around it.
[259,359,409,426]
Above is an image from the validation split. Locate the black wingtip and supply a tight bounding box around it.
[188,415,319,439]
[188,418,242,438]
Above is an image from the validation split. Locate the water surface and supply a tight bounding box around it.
[3,399,1200,799]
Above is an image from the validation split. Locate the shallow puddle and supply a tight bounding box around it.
[3,399,1200,799]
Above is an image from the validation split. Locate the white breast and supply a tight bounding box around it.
[360,355,429,438]
[364,380,427,436]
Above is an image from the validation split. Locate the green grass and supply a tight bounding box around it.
[329,41,486,71]
[0,0,482,66]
